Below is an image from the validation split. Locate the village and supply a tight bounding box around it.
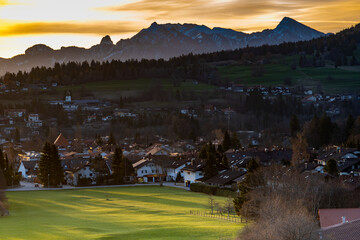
[6,131,358,192]
[1,77,360,240]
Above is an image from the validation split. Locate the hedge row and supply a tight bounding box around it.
[190,183,237,197]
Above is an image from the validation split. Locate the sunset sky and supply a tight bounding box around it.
[0,0,359,58]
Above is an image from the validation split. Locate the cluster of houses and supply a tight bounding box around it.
[0,109,42,137]
[221,83,291,96]
[13,130,360,191]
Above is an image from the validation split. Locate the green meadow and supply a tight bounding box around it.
[219,63,360,93]
[54,78,215,99]
[1,186,243,240]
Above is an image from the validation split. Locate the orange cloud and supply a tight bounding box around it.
[0,21,139,36]
[103,0,360,33]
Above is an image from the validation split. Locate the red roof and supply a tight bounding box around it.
[322,219,360,240]
[54,133,69,148]
[319,208,360,228]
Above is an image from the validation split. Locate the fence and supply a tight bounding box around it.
[189,210,247,223]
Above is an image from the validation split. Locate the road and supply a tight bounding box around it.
[6,181,189,192]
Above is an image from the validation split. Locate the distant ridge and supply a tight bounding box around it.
[0,17,325,75]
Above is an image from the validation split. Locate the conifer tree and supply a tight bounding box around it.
[39,142,63,187]
[108,133,116,146]
[112,147,124,184]
[324,159,339,176]
[231,132,241,149]
[39,142,52,187]
[50,144,64,187]
[222,131,231,151]
[204,152,218,180]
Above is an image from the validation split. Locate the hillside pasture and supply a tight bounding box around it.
[1,186,243,240]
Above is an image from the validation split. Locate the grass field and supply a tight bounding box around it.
[1,186,243,240]
[54,78,215,100]
[219,63,360,93]
[218,64,303,86]
[301,67,360,93]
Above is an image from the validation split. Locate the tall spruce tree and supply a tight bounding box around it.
[112,147,124,184]
[108,133,116,146]
[231,132,241,149]
[39,142,52,187]
[50,144,63,187]
[324,159,339,176]
[204,152,218,180]
[345,114,355,140]
[39,142,63,187]
[222,131,231,151]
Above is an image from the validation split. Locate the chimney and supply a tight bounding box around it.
[342,216,346,224]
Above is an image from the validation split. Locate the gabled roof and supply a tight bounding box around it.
[181,159,206,172]
[204,169,246,185]
[132,156,190,170]
[21,161,38,175]
[319,208,360,228]
[61,159,89,173]
[54,133,69,148]
[338,159,360,172]
[132,159,148,169]
[317,148,358,162]
[21,161,38,170]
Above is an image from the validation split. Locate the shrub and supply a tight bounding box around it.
[190,183,235,197]
[77,177,93,186]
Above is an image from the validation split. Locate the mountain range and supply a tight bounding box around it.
[0,17,325,75]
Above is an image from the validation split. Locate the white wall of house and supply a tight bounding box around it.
[183,170,204,186]
[136,163,163,182]
[73,166,96,186]
[18,162,28,178]
[166,164,186,181]
[18,162,38,179]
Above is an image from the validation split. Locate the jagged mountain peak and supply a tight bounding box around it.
[275,17,322,34]
[1,17,327,75]
[100,35,114,45]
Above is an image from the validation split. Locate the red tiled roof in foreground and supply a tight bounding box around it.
[319,208,360,228]
[321,219,360,240]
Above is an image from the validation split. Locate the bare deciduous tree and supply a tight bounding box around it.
[223,197,235,218]
[291,132,310,167]
[208,195,216,215]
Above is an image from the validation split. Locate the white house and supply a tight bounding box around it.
[18,161,39,179]
[133,159,165,183]
[181,159,206,187]
[163,158,191,181]
[27,114,43,128]
[72,165,96,186]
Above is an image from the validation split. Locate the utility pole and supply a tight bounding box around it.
[227,108,230,131]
